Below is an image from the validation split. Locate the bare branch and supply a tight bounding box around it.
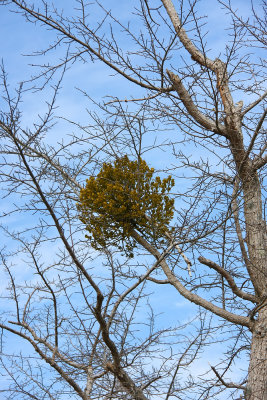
[241,90,267,117]
[0,323,86,398]
[161,0,215,69]
[167,70,227,136]
[131,230,253,329]
[198,256,258,303]
[211,365,246,390]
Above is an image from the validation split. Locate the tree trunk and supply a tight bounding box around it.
[241,165,267,400]
[242,170,267,297]
[246,306,267,400]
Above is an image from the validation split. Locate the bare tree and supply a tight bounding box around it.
[0,1,266,399]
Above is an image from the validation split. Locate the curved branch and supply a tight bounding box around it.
[198,256,258,303]
[211,365,246,390]
[131,230,253,329]
[10,0,169,92]
[253,152,267,170]
[231,180,251,269]
[167,70,227,136]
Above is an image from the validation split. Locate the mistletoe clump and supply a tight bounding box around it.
[78,155,175,256]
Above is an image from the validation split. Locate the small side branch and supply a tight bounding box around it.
[198,256,258,304]
[164,232,192,277]
[248,296,267,321]
[241,108,267,171]
[211,365,246,390]
[143,214,192,276]
[241,90,267,117]
[108,241,176,324]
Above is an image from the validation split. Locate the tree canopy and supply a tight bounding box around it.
[0,1,266,400]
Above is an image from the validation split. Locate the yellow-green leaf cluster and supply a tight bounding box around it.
[77,155,175,257]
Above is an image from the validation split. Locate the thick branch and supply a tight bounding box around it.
[253,152,267,170]
[161,0,215,69]
[231,180,251,269]
[167,70,227,136]
[131,230,253,329]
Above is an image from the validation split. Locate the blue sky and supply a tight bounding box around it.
[0,0,255,111]
[0,0,259,176]
[0,0,256,319]
[0,1,263,398]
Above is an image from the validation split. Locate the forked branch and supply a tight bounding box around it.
[131,230,253,329]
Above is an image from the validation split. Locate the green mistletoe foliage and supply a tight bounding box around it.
[77,155,175,257]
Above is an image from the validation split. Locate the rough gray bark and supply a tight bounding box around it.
[247,306,267,400]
